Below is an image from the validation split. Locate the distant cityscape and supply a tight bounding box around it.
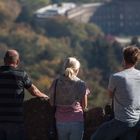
[91,0,140,36]
[35,0,140,36]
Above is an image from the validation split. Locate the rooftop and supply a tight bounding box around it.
[35,2,76,18]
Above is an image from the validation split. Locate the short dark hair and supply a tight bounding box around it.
[4,50,19,64]
[123,46,140,65]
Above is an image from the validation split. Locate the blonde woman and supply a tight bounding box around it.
[49,57,90,140]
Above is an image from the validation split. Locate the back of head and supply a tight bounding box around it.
[4,49,19,66]
[63,57,80,80]
[123,46,140,65]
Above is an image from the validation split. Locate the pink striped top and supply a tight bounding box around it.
[55,103,84,122]
[55,89,90,122]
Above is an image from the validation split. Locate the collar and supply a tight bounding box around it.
[0,65,16,70]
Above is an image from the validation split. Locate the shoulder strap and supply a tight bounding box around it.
[53,79,58,107]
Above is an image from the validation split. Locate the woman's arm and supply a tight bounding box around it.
[81,94,88,110]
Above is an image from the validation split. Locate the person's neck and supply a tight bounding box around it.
[123,64,135,70]
[5,64,17,68]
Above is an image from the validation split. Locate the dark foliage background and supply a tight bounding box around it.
[0,0,136,108]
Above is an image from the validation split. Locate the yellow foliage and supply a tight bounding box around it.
[11,24,36,41]
[40,59,61,66]
[37,35,49,47]
[0,1,5,11]
[0,27,9,36]
[0,0,21,21]
[36,76,53,89]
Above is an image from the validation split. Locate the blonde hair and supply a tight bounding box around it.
[63,57,80,79]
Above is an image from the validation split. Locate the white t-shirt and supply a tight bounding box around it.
[108,67,140,124]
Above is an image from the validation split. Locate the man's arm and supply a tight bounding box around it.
[27,84,49,98]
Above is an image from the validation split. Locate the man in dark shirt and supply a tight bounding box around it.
[0,49,48,140]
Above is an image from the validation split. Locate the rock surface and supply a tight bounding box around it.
[24,98,140,140]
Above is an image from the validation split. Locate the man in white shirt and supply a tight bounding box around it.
[91,46,140,140]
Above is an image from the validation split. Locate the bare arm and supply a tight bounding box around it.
[81,95,88,110]
[27,84,49,98]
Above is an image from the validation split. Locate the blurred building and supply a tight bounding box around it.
[91,0,140,35]
[35,2,76,18]
[35,0,140,36]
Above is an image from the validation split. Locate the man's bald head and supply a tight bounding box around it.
[4,49,20,67]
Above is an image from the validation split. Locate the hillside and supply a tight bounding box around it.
[0,0,124,107]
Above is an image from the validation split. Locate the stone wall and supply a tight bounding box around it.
[24,98,140,140]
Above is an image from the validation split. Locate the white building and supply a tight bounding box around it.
[35,3,76,18]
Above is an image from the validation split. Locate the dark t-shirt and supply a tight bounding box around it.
[0,66,32,123]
